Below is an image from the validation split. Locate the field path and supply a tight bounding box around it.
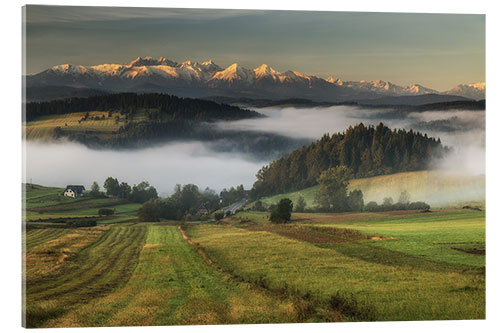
[45,224,297,327]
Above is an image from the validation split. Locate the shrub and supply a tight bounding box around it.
[364,201,378,212]
[214,211,225,220]
[66,219,97,227]
[253,200,266,212]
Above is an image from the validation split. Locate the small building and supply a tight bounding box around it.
[63,185,86,198]
[196,202,210,215]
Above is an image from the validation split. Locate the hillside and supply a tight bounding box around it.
[250,123,448,198]
[260,170,485,209]
[23,183,141,225]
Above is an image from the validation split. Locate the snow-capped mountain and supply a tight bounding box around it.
[445,83,485,100]
[26,56,484,102]
[326,77,439,96]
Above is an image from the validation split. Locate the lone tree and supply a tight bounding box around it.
[103,177,120,197]
[398,190,411,205]
[295,196,307,212]
[269,198,293,223]
[314,165,354,212]
[90,181,101,198]
[347,189,364,212]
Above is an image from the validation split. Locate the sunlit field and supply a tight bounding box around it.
[186,209,485,321]
[24,187,485,327]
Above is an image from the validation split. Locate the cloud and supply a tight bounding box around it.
[25,5,258,24]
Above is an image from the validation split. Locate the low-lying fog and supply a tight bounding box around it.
[24,105,485,197]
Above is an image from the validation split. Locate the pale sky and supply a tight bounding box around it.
[24,5,485,91]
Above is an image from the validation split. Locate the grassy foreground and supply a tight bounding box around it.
[24,204,485,326]
[24,224,301,327]
[186,209,485,321]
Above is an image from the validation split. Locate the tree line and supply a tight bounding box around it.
[137,183,247,222]
[250,123,448,199]
[89,177,248,221]
[25,92,261,121]
[90,177,158,204]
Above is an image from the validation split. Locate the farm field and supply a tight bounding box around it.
[24,108,151,140]
[260,171,485,208]
[186,209,485,321]
[24,224,300,327]
[23,184,485,325]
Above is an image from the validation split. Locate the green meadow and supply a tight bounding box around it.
[23,183,485,326]
[186,209,485,321]
[23,184,140,223]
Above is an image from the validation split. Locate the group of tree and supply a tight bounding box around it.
[138,184,221,222]
[250,123,448,199]
[251,167,430,215]
[25,92,260,122]
[90,177,158,204]
[219,185,246,207]
[364,191,430,212]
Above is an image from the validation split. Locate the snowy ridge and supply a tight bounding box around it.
[30,57,485,100]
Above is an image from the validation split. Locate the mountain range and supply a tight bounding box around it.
[25,56,485,103]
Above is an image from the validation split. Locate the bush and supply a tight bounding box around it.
[409,201,431,210]
[214,211,225,220]
[66,219,97,227]
[365,201,378,212]
[269,198,293,224]
[98,208,115,216]
[253,200,266,212]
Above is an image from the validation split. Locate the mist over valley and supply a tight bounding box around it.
[25,103,485,202]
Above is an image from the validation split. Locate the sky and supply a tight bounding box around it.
[24,5,485,91]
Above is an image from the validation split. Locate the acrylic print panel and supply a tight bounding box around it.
[22,5,485,328]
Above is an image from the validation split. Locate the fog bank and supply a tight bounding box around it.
[24,105,485,197]
[218,106,486,175]
[24,140,263,195]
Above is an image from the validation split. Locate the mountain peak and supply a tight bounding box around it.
[127,56,177,67]
[30,57,485,101]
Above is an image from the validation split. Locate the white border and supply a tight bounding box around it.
[2,1,498,333]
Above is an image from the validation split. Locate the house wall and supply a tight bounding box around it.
[64,189,75,198]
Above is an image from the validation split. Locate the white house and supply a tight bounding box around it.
[63,185,86,198]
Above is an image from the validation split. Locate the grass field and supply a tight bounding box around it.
[186,209,485,321]
[23,183,485,326]
[260,170,485,208]
[25,224,304,327]
[24,109,151,140]
[23,184,140,224]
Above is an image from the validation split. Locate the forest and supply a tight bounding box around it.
[250,123,449,198]
[24,92,261,121]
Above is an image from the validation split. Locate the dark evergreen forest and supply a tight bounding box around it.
[250,123,449,198]
[25,92,261,121]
